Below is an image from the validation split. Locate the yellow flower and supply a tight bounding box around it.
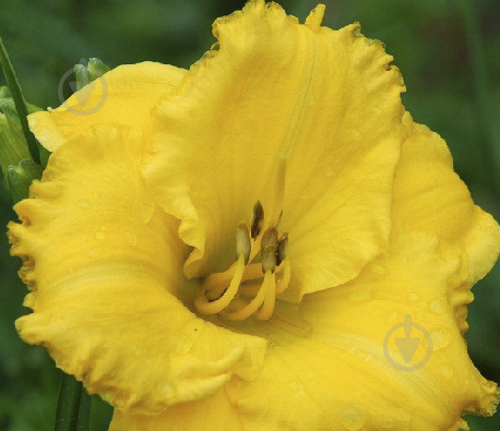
[8,1,500,430]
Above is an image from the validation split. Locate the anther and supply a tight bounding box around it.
[261,227,278,273]
[235,223,251,264]
[250,201,264,239]
[276,233,288,267]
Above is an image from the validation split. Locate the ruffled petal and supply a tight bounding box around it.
[221,231,499,431]
[109,389,243,431]
[394,113,500,331]
[8,125,266,414]
[28,62,185,151]
[144,0,405,300]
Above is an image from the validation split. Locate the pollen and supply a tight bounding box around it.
[194,201,291,321]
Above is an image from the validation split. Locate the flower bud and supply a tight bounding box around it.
[74,58,111,91]
[6,159,42,203]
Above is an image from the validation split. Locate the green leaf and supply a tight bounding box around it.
[76,388,91,431]
[0,37,40,164]
[54,372,91,431]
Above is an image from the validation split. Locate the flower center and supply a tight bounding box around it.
[194,201,291,321]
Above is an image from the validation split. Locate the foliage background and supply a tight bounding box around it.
[0,0,499,430]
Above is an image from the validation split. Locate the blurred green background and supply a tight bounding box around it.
[0,0,499,430]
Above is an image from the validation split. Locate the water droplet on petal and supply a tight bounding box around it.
[380,417,395,429]
[175,334,193,354]
[77,200,90,209]
[429,299,444,314]
[387,312,398,325]
[371,264,387,275]
[95,231,106,240]
[125,231,138,246]
[95,226,106,240]
[432,329,452,350]
[439,363,452,379]
[341,405,367,431]
[138,203,155,224]
[349,288,373,304]
[408,292,420,303]
[161,384,175,398]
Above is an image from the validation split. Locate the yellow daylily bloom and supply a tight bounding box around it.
[8,1,500,430]
[29,61,185,152]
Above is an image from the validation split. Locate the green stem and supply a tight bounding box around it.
[0,37,40,164]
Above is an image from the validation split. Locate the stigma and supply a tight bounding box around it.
[194,201,291,321]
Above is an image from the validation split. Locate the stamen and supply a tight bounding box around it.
[275,259,291,294]
[222,271,275,321]
[256,272,276,320]
[235,223,251,264]
[194,254,245,314]
[261,227,278,273]
[276,233,288,267]
[194,202,290,321]
[250,201,264,239]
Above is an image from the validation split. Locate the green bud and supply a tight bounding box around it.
[6,158,42,203]
[74,63,91,91]
[0,96,43,193]
[0,85,11,98]
[74,58,111,91]
[87,58,111,79]
[0,111,30,180]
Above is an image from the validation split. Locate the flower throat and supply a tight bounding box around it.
[194,201,291,320]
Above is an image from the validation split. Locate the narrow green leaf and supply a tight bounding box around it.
[76,389,91,431]
[54,372,90,431]
[54,372,82,431]
[0,37,40,164]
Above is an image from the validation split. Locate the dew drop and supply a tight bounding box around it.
[95,226,107,240]
[349,288,373,304]
[439,363,452,379]
[371,264,387,275]
[341,405,367,431]
[138,203,155,224]
[387,312,398,325]
[161,384,175,398]
[432,329,452,350]
[380,417,395,429]
[95,231,106,240]
[77,200,90,209]
[429,299,444,314]
[175,334,193,354]
[125,231,138,246]
[408,292,420,303]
